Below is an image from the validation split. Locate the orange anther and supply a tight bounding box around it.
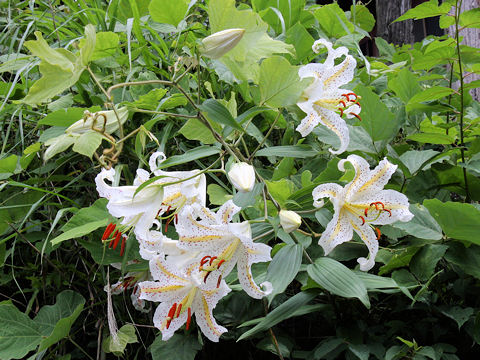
[352,113,362,121]
[112,231,121,250]
[217,275,222,288]
[375,228,381,240]
[364,208,369,217]
[353,101,361,108]
[176,303,182,318]
[339,100,347,108]
[370,202,379,210]
[165,216,173,232]
[359,216,365,225]
[346,92,357,100]
[204,271,211,283]
[186,307,192,330]
[338,107,344,117]
[102,223,115,240]
[384,209,392,217]
[217,259,225,269]
[120,235,126,256]
[209,256,218,266]
[200,256,211,266]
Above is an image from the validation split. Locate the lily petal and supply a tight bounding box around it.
[318,209,353,255]
[349,218,379,271]
[313,106,350,154]
[237,243,273,299]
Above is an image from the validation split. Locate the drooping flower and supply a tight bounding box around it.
[296,39,361,154]
[200,28,245,59]
[227,162,255,193]
[138,254,230,342]
[312,155,413,271]
[175,200,273,299]
[107,269,150,312]
[279,210,302,233]
[44,107,128,160]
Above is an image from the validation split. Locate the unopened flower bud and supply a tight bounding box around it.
[279,210,302,233]
[200,28,245,59]
[228,162,255,193]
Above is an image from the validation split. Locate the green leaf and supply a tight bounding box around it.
[445,242,480,280]
[156,146,221,169]
[459,8,480,28]
[80,24,96,66]
[91,31,119,60]
[354,84,397,142]
[265,179,296,208]
[0,155,18,180]
[351,4,375,32]
[392,204,443,240]
[255,145,317,158]
[72,131,104,158]
[0,302,43,360]
[38,108,88,127]
[378,247,420,275]
[131,88,168,110]
[103,325,138,354]
[233,182,263,208]
[410,244,448,281]
[51,219,108,245]
[252,0,305,33]
[406,133,455,144]
[150,333,201,360]
[237,290,317,341]
[388,68,422,103]
[285,22,315,61]
[24,31,75,71]
[423,199,480,244]
[266,244,303,301]
[314,3,354,38]
[439,306,474,329]
[178,118,217,144]
[149,0,189,27]
[398,149,440,176]
[208,0,294,82]
[307,257,370,308]
[407,86,455,110]
[199,99,244,132]
[207,184,233,205]
[394,0,452,22]
[259,56,309,108]
[34,290,85,351]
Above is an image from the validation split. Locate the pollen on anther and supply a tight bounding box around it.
[217,275,222,288]
[375,228,381,240]
[186,307,192,330]
[120,235,126,256]
[359,216,365,225]
[352,113,362,121]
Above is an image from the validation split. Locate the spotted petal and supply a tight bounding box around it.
[348,216,379,271]
[318,209,353,255]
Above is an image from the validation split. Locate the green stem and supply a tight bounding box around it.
[248,110,281,161]
[454,0,470,202]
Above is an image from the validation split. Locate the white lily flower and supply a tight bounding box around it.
[200,28,245,59]
[44,107,128,160]
[106,270,150,312]
[279,210,302,233]
[296,39,361,154]
[175,200,273,299]
[138,254,231,342]
[312,155,413,271]
[227,162,255,193]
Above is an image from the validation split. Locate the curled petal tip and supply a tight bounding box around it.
[260,281,273,296]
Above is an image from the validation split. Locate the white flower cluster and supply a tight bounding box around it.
[96,152,272,342]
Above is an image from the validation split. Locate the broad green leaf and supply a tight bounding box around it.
[354,84,397,142]
[38,108,88,127]
[378,247,420,275]
[252,0,305,33]
[34,290,85,351]
[407,86,455,110]
[24,31,75,71]
[237,290,317,341]
[159,93,188,110]
[392,204,443,240]
[199,99,243,132]
[235,106,271,125]
[351,4,375,32]
[398,149,440,176]
[265,179,296,208]
[0,155,18,180]
[445,242,480,280]
[307,257,370,308]
[79,236,140,265]
[150,333,201,360]
[0,302,42,360]
[410,244,448,281]
[423,199,480,244]
[266,244,303,302]
[388,68,422,103]
[314,3,354,38]
[80,24,96,66]
[157,146,221,169]
[91,31,119,60]
[103,325,138,354]
[233,182,263,208]
[259,56,309,108]
[255,145,317,158]
[375,37,395,60]
[439,306,474,329]
[394,0,452,22]
[208,0,294,82]
[406,133,455,144]
[130,88,167,110]
[178,118,216,144]
[149,0,189,27]
[285,22,315,61]
[459,8,480,29]
[72,131,104,158]
[207,184,233,205]
[354,271,401,292]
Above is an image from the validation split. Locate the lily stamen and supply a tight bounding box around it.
[375,228,381,240]
[186,307,192,330]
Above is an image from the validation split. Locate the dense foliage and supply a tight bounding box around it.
[1,0,480,359]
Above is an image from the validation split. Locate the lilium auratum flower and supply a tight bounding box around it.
[312,155,413,271]
[296,39,361,154]
[138,254,230,342]
[175,200,273,299]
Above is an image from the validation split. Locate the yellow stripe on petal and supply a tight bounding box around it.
[358,162,392,193]
[141,284,184,293]
[201,295,223,336]
[155,258,186,282]
[180,235,223,242]
[323,57,351,88]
